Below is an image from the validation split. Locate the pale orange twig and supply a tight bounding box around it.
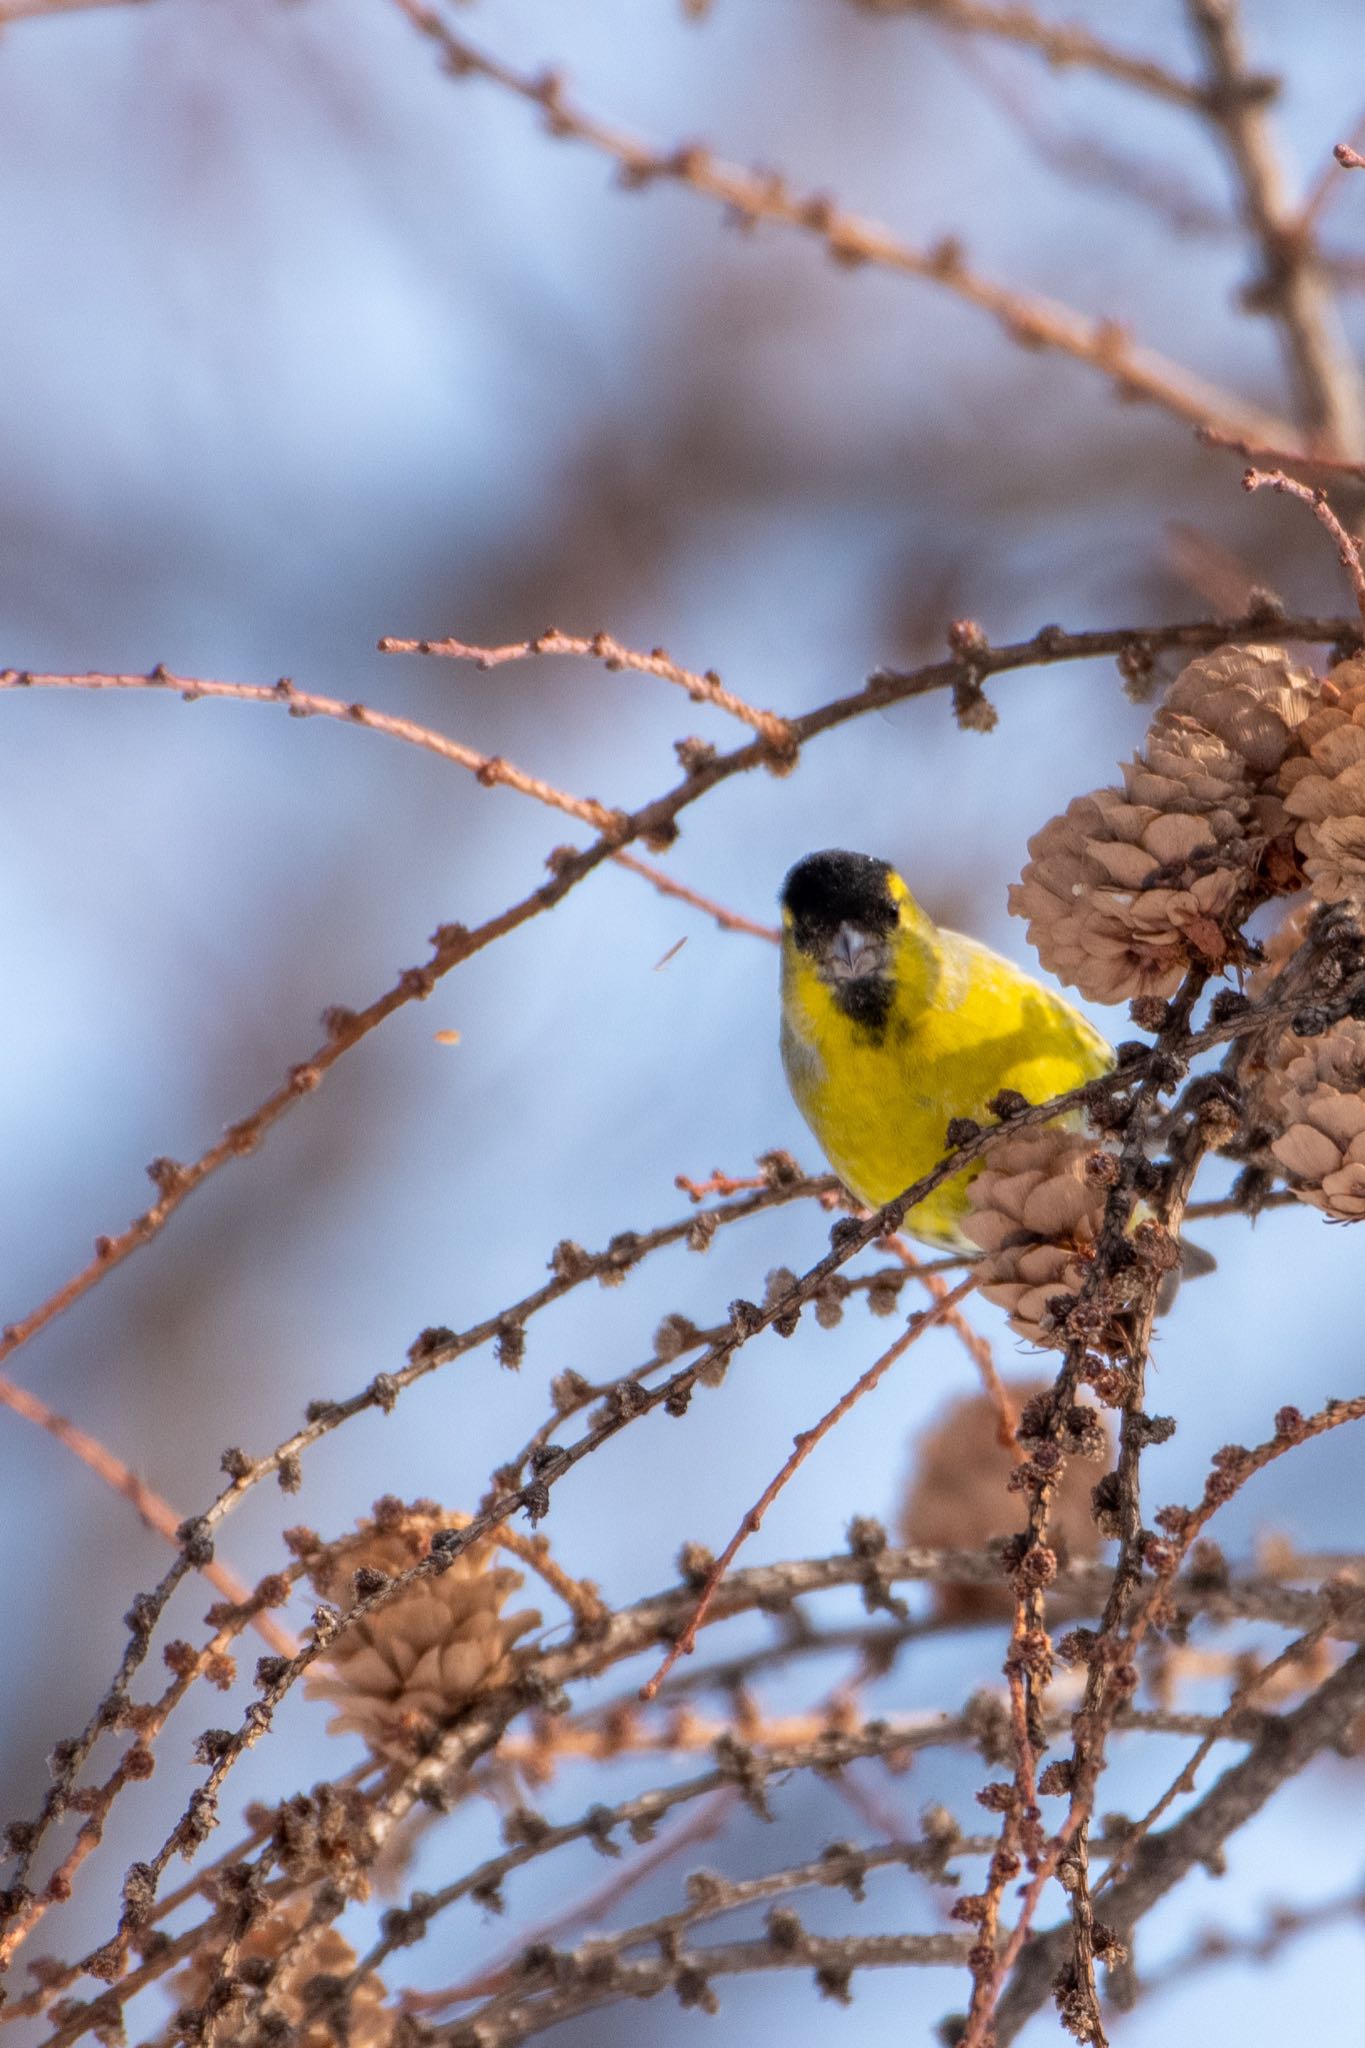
[1242,467,1365,625]
[638,1277,977,1701]
[1196,422,1365,481]
[610,850,779,941]
[494,1526,608,1634]
[379,626,796,755]
[850,0,1203,108]
[882,1233,1020,1456]
[386,1,1294,448]
[1294,117,1365,233]
[0,0,152,18]
[0,1375,295,1657]
[675,1169,766,1202]
[0,666,623,833]
[0,671,786,947]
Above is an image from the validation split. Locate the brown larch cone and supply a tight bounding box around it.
[1010,644,1316,1002]
[898,1381,1110,1620]
[1278,656,1365,906]
[1155,643,1316,789]
[303,1499,540,1756]
[1244,902,1365,1221]
[1261,1023,1365,1219]
[163,1893,393,2048]
[960,1126,1110,1347]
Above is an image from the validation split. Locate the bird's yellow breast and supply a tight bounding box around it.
[780,924,1111,1248]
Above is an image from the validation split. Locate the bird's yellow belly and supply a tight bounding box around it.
[793,1030,985,1246]
[783,990,1109,1250]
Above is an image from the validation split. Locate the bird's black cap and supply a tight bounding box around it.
[780,849,897,951]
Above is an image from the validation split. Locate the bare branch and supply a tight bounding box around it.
[388,1,1298,447]
[380,626,795,754]
[1197,421,1365,479]
[995,1644,1365,2040]
[844,0,1205,110]
[638,1277,977,1699]
[2,610,1350,1388]
[0,1376,295,1658]
[1185,0,1365,453]
[606,850,779,941]
[1242,467,1365,625]
[0,666,624,832]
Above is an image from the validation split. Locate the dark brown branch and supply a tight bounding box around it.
[995,1644,1365,2040]
[434,1929,974,2045]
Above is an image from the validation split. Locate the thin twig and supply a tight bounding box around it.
[1096,1619,1333,1894]
[390,0,1296,447]
[1196,421,1365,480]
[1294,115,1365,232]
[610,850,779,941]
[425,1931,976,2044]
[843,0,1204,108]
[380,626,795,755]
[0,0,153,18]
[882,1234,1018,1452]
[402,1794,736,2011]
[1185,0,1364,454]
[1242,467,1365,624]
[442,1834,975,2040]
[0,666,624,832]
[0,1375,295,1658]
[638,1277,977,1700]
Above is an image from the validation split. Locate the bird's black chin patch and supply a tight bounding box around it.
[832,972,894,1036]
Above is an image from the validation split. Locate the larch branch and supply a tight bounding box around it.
[389,0,1298,448]
[1185,0,1365,454]
[844,0,1204,109]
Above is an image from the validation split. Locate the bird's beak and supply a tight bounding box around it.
[827,922,885,981]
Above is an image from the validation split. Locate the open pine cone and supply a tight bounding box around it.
[1262,1022,1365,1219]
[163,1894,393,2048]
[1011,644,1315,1002]
[1278,655,1365,906]
[1244,903,1365,1222]
[303,1499,540,1756]
[898,1382,1110,1619]
[961,1125,1110,1347]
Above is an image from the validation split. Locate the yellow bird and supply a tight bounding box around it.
[779,849,1113,1248]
